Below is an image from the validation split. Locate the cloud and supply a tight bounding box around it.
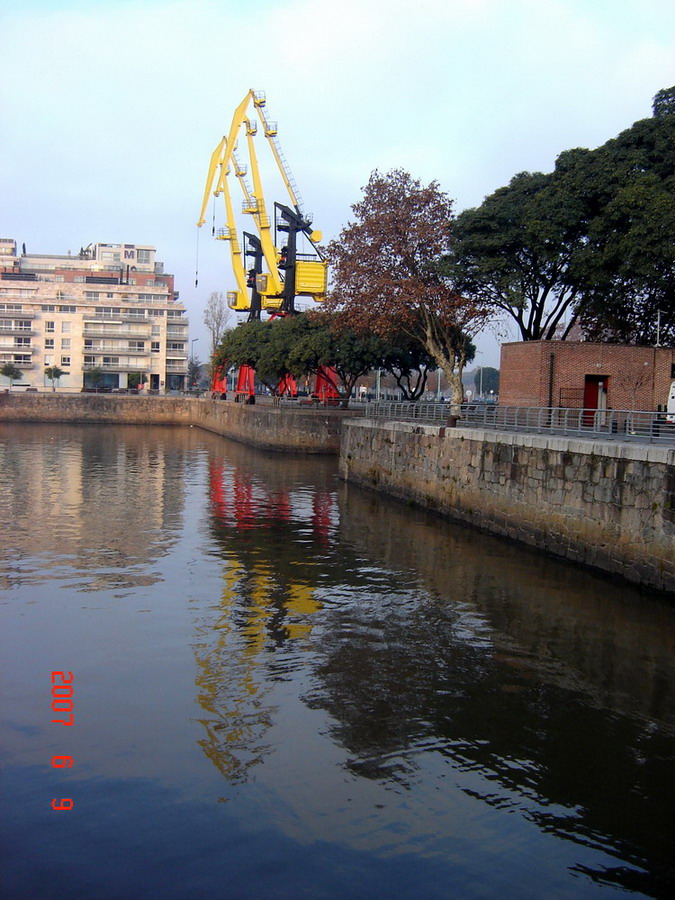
[2,0,675,366]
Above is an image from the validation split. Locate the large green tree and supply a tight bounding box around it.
[327,169,490,409]
[574,87,675,344]
[215,314,384,405]
[448,86,675,346]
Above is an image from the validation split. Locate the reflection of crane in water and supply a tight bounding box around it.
[192,459,337,784]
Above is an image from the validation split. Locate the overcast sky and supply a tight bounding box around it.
[2,0,674,367]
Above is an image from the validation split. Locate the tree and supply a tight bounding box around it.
[214,313,384,405]
[128,371,146,390]
[215,319,280,393]
[380,332,436,402]
[326,169,491,410]
[473,366,499,397]
[204,292,231,361]
[446,169,588,342]
[84,366,104,389]
[2,362,23,390]
[44,365,64,391]
[574,88,675,345]
[187,356,202,388]
[448,86,675,347]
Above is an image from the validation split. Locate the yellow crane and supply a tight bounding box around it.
[197,90,328,317]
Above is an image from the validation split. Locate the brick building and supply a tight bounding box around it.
[0,238,188,392]
[499,341,675,411]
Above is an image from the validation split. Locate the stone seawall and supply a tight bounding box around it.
[340,419,675,594]
[0,392,356,454]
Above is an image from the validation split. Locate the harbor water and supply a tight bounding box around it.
[1,423,674,899]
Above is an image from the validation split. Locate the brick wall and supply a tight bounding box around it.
[500,342,675,410]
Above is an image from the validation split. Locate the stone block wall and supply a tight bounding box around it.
[340,419,675,595]
[0,392,355,454]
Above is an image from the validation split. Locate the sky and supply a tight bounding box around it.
[1,0,674,368]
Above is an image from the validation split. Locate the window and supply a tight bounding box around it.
[74,276,85,283]
[15,337,30,346]
[128,341,145,350]
[84,355,96,365]
[44,354,53,366]
[84,292,99,300]
[61,338,71,350]
[42,305,55,312]
[151,325,161,336]
[59,305,76,313]
[61,321,71,333]
[168,342,185,350]
[84,339,93,349]
[14,354,30,364]
[151,342,160,353]
[45,321,55,332]
[148,308,164,317]
[137,249,152,264]
[103,356,119,365]
[61,356,70,367]
[45,338,54,349]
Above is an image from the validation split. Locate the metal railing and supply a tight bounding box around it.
[366,402,675,445]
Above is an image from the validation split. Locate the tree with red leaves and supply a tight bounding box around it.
[327,169,490,409]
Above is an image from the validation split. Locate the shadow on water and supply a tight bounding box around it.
[3,423,675,898]
[203,440,675,898]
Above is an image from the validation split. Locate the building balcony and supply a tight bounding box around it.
[83,325,150,339]
[0,307,36,317]
[83,361,147,373]
[84,344,149,354]
[166,363,188,373]
[0,357,33,369]
[0,326,34,334]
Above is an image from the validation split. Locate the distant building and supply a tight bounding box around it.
[499,341,675,411]
[0,238,188,391]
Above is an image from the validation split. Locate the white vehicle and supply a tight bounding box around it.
[667,380,675,423]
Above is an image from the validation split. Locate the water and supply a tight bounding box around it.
[1,423,674,899]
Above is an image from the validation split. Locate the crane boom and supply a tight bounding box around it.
[198,89,327,317]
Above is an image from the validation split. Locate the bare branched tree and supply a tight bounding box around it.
[203,291,231,361]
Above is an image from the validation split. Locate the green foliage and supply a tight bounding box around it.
[473,366,499,395]
[44,365,64,391]
[380,332,436,401]
[215,313,385,404]
[448,85,675,346]
[128,372,145,389]
[2,363,23,384]
[85,366,104,387]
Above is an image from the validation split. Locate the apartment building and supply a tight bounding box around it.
[0,238,188,391]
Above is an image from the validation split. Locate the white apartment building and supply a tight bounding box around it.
[0,238,188,392]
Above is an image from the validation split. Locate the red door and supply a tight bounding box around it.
[582,375,608,425]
